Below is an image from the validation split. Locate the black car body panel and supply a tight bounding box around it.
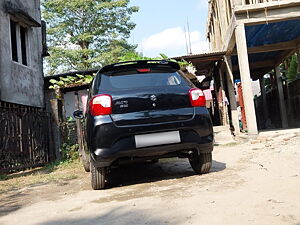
[84,60,214,168]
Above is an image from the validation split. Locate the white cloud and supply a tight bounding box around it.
[138,27,209,58]
[197,0,208,10]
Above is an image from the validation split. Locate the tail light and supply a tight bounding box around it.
[89,94,112,116]
[137,68,150,73]
[189,88,206,107]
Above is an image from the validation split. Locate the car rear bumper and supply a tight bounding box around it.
[91,141,213,167]
[87,107,214,167]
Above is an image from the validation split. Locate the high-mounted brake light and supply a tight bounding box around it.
[137,68,150,73]
[89,94,112,116]
[189,88,206,107]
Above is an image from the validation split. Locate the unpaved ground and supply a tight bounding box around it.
[0,129,300,225]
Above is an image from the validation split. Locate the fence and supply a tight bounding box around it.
[254,89,281,129]
[0,104,53,173]
[287,78,300,127]
[254,78,300,129]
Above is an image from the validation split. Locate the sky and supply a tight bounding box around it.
[129,0,209,58]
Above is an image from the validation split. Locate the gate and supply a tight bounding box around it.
[0,106,52,173]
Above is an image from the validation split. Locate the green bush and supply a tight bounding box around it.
[287,54,298,83]
[60,143,79,161]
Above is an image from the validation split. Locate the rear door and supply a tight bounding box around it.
[98,69,194,126]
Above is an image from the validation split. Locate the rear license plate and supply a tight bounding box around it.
[135,131,181,148]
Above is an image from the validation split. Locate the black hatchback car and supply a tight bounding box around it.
[74,60,214,190]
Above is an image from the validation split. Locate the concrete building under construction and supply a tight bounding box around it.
[193,0,300,136]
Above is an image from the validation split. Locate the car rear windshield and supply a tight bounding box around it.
[99,72,188,90]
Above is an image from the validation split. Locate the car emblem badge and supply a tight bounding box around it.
[150,95,157,101]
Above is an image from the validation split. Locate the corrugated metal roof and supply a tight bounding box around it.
[245,19,300,48]
[172,51,226,60]
[44,68,99,80]
[44,69,99,91]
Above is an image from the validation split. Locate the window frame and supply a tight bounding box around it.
[9,17,31,67]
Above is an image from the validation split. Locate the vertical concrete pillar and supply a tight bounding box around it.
[235,24,258,135]
[259,77,268,127]
[232,0,243,7]
[275,66,288,128]
[224,56,240,135]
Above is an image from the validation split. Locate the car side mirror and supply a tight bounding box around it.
[73,110,84,119]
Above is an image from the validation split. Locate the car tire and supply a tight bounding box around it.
[79,135,90,172]
[91,163,106,190]
[81,153,90,172]
[189,152,212,174]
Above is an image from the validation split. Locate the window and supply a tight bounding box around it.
[100,72,187,90]
[20,26,27,65]
[10,19,18,62]
[10,19,29,66]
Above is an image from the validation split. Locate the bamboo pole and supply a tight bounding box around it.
[275,66,288,128]
[224,56,240,134]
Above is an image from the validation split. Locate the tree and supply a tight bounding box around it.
[42,0,138,75]
[98,39,137,66]
[287,54,298,83]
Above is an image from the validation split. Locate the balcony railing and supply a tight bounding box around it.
[241,0,284,5]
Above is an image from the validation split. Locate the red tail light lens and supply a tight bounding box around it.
[89,94,112,116]
[189,88,206,107]
[137,68,150,73]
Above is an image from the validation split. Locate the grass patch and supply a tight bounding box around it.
[0,159,84,194]
[0,174,8,181]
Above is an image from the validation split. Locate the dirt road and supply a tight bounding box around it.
[0,129,300,225]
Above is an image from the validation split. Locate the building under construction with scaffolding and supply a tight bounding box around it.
[177,0,300,135]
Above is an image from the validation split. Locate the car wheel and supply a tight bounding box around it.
[91,163,106,190]
[81,153,90,172]
[189,152,212,174]
[79,136,90,172]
